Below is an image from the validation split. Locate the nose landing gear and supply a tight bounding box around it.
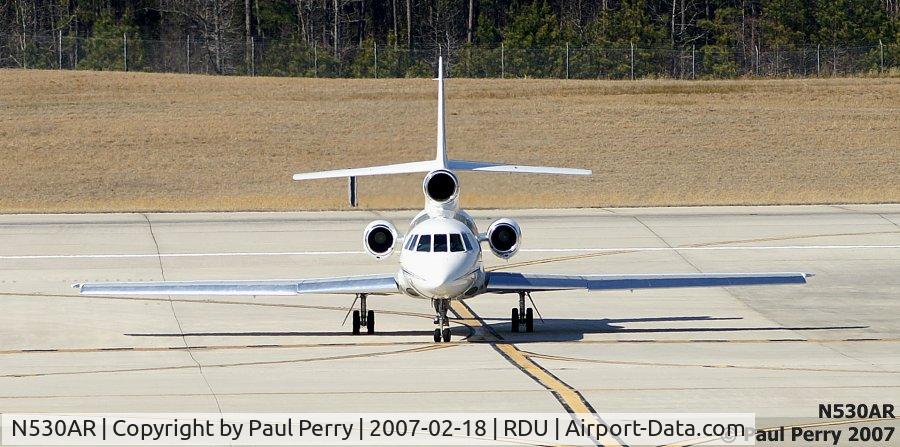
[433,299,451,342]
[511,292,535,333]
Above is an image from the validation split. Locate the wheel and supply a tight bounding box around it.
[352,310,361,335]
[442,327,451,342]
[525,308,534,332]
[511,308,519,333]
[433,328,441,342]
[366,310,375,334]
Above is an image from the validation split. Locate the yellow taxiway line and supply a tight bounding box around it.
[451,300,622,447]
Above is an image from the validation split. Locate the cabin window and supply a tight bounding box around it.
[433,234,448,252]
[405,235,418,250]
[449,234,465,252]
[416,234,431,252]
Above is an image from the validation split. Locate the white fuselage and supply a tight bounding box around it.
[396,211,486,300]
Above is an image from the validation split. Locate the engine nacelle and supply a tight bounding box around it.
[486,218,521,259]
[423,169,459,203]
[363,220,398,259]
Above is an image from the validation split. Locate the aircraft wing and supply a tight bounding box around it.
[484,271,811,293]
[75,274,399,296]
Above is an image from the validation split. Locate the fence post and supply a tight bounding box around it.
[691,44,695,79]
[630,42,635,80]
[251,36,255,76]
[314,44,318,77]
[774,45,779,77]
[374,41,378,78]
[123,33,128,72]
[833,47,837,76]
[58,30,63,69]
[501,42,505,78]
[880,39,884,73]
[754,45,759,76]
[816,44,820,76]
[565,42,569,79]
[187,35,191,73]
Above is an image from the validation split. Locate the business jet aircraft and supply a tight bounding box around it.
[76,57,811,342]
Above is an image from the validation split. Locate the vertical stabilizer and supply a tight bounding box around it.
[292,54,591,186]
[435,56,448,168]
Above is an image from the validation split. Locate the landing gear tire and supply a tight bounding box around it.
[511,308,520,333]
[366,310,375,334]
[433,299,451,343]
[525,308,534,333]
[352,310,361,335]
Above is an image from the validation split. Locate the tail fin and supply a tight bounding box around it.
[292,55,591,183]
[436,56,448,168]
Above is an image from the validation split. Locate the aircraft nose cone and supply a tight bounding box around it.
[429,269,475,297]
[426,271,455,288]
[408,267,474,298]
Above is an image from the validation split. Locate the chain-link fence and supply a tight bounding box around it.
[1,32,895,79]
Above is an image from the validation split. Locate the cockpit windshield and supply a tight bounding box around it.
[404,235,418,250]
[433,234,448,252]
[407,233,475,253]
[449,234,464,252]
[416,234,432,252]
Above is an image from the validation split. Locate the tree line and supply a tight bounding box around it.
[1,0,897,77]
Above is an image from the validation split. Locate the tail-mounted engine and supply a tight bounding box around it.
[363,220,398,259]
[486,218,521,259]
[423,169,459,203]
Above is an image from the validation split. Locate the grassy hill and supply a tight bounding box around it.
[1,69,897,212]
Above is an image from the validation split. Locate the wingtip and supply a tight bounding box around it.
[804,272,815,278]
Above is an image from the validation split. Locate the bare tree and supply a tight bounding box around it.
[290,0,308,42]
[420,0,463,50]
[392,0,398,47]
[10,0,32,67]
[161,0,241,73]
[333,0,339,56]
[466,0,474,43]
[245,0,251,67]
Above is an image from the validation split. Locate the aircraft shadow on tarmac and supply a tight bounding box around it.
[125,315,867,343]
[478,316,868,342]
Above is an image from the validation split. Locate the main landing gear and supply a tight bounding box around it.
[351,294,375,335]
[433,299,452,342]
[511,292,534,333]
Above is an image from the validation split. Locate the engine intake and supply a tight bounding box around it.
[423,169,459,203]
[363,220,398,259]
[487,218,521,259]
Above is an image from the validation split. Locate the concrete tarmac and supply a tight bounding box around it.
[0,205,898,443]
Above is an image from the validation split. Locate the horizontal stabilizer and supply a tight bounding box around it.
[448,159,591,176]
[293,160,441,181]
[292,158,591,181]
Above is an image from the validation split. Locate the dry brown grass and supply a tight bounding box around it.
[0,69,898,212]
